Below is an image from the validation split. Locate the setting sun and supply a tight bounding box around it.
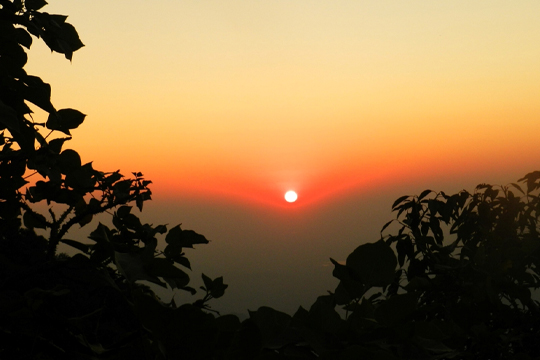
[284,191,298,203]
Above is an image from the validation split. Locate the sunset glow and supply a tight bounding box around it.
[24,0,540,314]
[26,1,540,207]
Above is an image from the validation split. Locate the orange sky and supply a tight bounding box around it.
[26,1,540,314]
[27,1,540,208]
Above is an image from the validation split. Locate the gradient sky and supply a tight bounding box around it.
[27,1,540,315]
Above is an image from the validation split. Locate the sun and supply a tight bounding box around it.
[284,190,298,203]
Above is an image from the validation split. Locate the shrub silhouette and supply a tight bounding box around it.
[2,1,540,359]
[0,1,229,358]
[238,177,540,360]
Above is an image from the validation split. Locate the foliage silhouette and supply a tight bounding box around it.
[2,1,540,359]
[0,1,230,358]
[238,175,540,360]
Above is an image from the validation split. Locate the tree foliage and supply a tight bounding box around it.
[0,1,230,358]
[2,1,540,359]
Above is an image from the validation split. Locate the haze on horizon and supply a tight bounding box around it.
[27,0,540,315]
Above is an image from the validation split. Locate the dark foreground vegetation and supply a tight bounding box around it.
[2,1,540,359]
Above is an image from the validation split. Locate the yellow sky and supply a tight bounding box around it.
[27,0,540,207]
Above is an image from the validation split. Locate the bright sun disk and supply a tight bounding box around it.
[284,191,298,203]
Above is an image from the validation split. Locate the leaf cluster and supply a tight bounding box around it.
[0,1,230,358]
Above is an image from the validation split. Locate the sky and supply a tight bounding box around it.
[26,1,540,316]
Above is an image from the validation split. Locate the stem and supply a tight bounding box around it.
[46,222,60,261]
[56,199,125,240]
